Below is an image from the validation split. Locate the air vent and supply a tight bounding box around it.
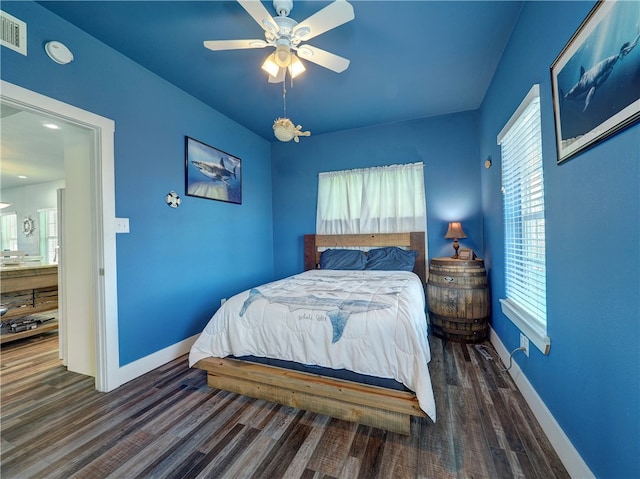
[1,10,27,56]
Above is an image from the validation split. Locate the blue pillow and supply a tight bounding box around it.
[365,247,418,271]
[320,249,367,270]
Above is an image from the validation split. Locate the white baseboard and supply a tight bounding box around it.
[116,334,199,387]
[489,328,594,479]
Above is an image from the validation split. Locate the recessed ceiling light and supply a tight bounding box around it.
[43,123,60,129]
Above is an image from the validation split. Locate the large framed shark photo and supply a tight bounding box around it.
[185,136,242,204]
[551,0,640,164]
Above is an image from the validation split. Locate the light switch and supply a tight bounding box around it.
[115,218,130,233]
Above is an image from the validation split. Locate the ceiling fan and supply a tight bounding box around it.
[203,0,355,82]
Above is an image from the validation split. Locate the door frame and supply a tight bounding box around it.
[1,80,119,391]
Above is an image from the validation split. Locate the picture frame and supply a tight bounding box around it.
[551,0,640,164]
[458,248,475,261]
[185,136,242,204]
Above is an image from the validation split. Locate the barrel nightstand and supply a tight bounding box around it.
[426,257,490,343]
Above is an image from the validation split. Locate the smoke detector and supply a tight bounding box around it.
[45,41,74,64]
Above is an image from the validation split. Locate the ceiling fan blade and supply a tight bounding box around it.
[237,0,278,34]
[203,39,267,51]
[296,45,350,73]
[293,0,354,41]
[268,67,286,83]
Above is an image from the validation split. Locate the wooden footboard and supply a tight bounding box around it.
[194,357,425,435]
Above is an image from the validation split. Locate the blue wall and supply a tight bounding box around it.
[271,112,483,279]
[479,2,640,478]
[4,2,639,477]
[1,2,275,365]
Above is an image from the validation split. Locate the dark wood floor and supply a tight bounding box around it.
[1,332,570,479]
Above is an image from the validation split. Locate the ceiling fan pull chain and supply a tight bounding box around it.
[282,80,287,117]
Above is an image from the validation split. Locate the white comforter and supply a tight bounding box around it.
[189,269,436,421]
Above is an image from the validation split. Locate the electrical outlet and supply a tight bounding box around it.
[520,333,530,357]
[221,298,226,306]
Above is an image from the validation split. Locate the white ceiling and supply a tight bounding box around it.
[1,103,67,191]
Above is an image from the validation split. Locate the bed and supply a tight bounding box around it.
[189,232,435,434]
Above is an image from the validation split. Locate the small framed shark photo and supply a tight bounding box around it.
[551,0,640,164]
[185,136,242,204]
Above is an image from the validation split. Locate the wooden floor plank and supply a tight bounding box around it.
[452,342,473,389]
[177,423,247,479]
[217,428,276,479]
[348,423,372,459]
[356,426,386,479]
[448,384,494,479]
[491,446,515,479]
[68,429,156,479]
[378,427,419,478]
[513,449,538,479]
[0,333,571,479]
[306,418,358,477]
[502,388,571,479]
[283,412,331,478]
[443,340,461,387]
[337,456,361,479]
[418,337,456,479]
[251,409,309,479]
[467,352,502,451]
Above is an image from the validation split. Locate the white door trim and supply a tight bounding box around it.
[1,80,120,391]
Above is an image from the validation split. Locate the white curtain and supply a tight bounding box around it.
[316,162,427,236]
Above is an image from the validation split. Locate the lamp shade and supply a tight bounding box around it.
[444,222,467,239]
[288,54,305,78]
[261,53,280,77]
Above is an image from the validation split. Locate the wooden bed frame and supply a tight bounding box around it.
[193,232,428,434]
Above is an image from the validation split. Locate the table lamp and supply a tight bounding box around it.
[444,222,467,259]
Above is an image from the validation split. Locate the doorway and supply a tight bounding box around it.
[1,80,119,391]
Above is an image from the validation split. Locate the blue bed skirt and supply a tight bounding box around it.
[234,355,409,392]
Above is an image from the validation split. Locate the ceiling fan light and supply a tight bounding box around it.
[288,54,305,79]
[261,53,280,77]
[274,44,291,67]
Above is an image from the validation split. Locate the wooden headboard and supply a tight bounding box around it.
[303,232,426,285]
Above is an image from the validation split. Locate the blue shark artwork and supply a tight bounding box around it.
[185,136,241,204]
[564,31,640,112]
[553,0,640,159]
[191,159,237,185]
[239,288,393,343]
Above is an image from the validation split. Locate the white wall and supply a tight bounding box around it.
[0,180,64,258]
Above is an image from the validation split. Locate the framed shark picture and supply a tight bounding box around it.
[551,0,640,164]
[185,136,242,204]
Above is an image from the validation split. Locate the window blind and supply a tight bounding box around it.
[0,212,18,251]
[39,208,58,264]
[498,85,547,333]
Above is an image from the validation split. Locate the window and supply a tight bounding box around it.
[497,85,550,355]
[0,212,18,251]
[39,208,58,264]
[316,162,427,236]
